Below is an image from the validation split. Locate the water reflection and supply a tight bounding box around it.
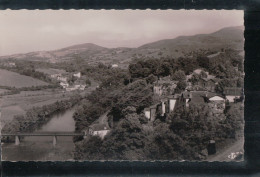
[2,108,76,161]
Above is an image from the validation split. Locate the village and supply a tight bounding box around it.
[83,68,243,147]
[145,69,243,122]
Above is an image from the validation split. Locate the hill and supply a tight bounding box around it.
[0,26,244,67]
[139,26,244,56]
[0,69,48,88]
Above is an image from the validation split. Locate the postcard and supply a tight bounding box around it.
[0,10,244,161]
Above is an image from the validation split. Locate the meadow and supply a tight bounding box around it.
[0,69,48,88]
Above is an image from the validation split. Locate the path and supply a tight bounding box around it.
[207,138,244,161]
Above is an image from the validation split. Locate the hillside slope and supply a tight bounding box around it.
[139,26,244,56]
[0,26,244,67]
[0,69,48,88]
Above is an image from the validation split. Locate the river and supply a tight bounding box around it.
[1,108,77,161]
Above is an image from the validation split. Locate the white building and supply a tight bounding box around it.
[224,87,243,103]
[73,72,81,78]
[60,81,69,88]
[88,124,110,139]
[66,86,77,92]
[168,96,178,112]
[144,108,151,119]
[111,64,119,68]
[79,84,86,90]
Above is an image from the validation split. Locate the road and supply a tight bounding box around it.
[207,137,244,161]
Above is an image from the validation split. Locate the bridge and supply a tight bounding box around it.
[1,131,85,146]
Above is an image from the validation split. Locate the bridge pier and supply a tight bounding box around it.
[53,136,57,147]
[15,135,20,145]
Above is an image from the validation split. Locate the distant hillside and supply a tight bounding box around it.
[0,26,244,67]
[139,26,244,56]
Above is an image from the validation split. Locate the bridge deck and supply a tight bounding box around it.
[1,131,84,136]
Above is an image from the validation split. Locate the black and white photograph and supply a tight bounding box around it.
[0,10,244,161]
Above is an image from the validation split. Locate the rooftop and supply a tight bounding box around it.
[224,87,243,96]
[188,91,207,104]
[89,124,110,131]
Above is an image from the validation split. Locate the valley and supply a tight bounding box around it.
[0,25,244,161]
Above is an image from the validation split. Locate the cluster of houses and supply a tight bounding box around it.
[144,69,243,121]
[186,69,219,92]
[50,72,87,91]
[0,62,16,68]
[81,68,243,140]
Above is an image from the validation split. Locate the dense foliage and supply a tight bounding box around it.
[72,48,244,160]
[75,102,243,160]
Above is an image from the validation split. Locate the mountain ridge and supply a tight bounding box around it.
[0,25,244,66]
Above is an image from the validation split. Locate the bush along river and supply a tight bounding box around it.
[1,95,82,161]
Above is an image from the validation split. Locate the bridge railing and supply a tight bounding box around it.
[1,131,85,146]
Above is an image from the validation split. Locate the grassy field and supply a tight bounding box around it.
[0,81,98,127]
[0,89,71,124]
[0,69,48,88]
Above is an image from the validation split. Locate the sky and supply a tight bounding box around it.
[0,10,243,56]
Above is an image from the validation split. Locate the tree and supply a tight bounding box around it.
[171,70,186,82]
[85,78,91,86]
[175,80,187,93]
[146,74,157,84]
[197,56,210,70]
[200,71,207,78]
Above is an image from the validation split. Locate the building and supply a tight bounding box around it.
[166,95,179,113]
[111,64,119,68]
[153,79,178,96]
[188,69,218,92]
[50,73,61,79]
[79,84,86,90]
[144,94,179,120]
[144,104,159,121]
[60,81,69,88]
[2,62,16,67]
[144,108,151,120]
[198,78,217,92]
[179,91,192,108]
[8,62,16,67]
[224,87,243,103]
[208,95,226,113]
[73,72,81,78]
[66,86,77,92]
[57,75,68,82]
[88,124,110,139]
[74,79,87,91]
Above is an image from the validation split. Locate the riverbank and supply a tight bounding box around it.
[2,108,76,161]
[1,93,82,142]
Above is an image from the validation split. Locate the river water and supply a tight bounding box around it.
[1,108,76,161]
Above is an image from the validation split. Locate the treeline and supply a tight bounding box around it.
[129,49,243,79]
[128,49,243,93]
[0,60,55,83]
[0,85,59,96]
[55,58,130,85]
[2,93,82,142]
